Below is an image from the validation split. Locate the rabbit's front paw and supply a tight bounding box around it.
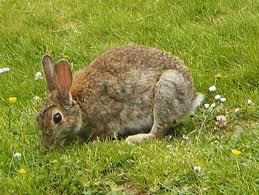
[125,133,155,145]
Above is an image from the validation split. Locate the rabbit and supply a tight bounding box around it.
[37,44,203,148]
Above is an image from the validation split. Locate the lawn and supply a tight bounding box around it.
[0,0,258,194]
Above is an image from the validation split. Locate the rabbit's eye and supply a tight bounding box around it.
[53,112,62,124]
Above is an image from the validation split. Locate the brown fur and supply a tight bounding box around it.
[37,44,202,148]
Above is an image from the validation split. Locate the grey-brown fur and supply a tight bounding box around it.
[37,44,203,148]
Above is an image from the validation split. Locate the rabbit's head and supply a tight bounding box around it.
[37,55,82,149]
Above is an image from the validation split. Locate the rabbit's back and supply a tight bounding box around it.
[71,44,194,139]
[88,44,189,75]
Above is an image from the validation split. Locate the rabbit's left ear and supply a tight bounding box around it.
[42,55,57,92]
[54,59,73,102]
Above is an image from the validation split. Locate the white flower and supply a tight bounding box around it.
[215,95,221,100]
[234,108,240,113]
[182,134,189,141]
[210,103,216,108]
[216,115,227,122]
[113,132,119,140]
[127,159,134,164]
[247,99,252,105]
[202,187,209,192]
[33,96,41,101]
[13,152,22,159]
[0,67,10,74]
[193,165,202,173]
[220,97,226,103]
[204,104,210,109]
[35,72,43,80]
[216,115,227,127]
[209,85,216,92]
[213,140,219,145]
[166,144,172,148]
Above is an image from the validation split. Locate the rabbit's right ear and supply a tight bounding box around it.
[54,59,73,104]
[42,55,57,92]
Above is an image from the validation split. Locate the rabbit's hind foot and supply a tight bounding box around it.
[125,133,155,145]
[125,69,193,145]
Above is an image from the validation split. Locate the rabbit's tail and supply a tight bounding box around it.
[190,93,204,115]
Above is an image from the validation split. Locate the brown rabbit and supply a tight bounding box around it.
[37,44,203,148]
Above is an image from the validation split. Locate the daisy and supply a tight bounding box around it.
[209,86,216,92]
[193,166,202,173]
[234,108,240,113]
[220,97,226,103]
[215,95,221,100]
[210,103,216,108]
[13,152,22,159]
[216,115,227,127]
[0,67,10,74]
[247,99,252,105]
[33,96,41,101]
[35,72,43,80]
[204,104,210,109]
[182,134,189,141]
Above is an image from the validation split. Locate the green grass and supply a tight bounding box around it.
[0,0,258,194]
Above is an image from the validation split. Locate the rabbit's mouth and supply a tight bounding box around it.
[54,136,66,147]
[54,122,82,147]
[54,128,70,145]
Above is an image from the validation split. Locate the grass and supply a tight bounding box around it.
[0,0,258,194]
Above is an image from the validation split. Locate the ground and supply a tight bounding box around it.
[0,0,258,194]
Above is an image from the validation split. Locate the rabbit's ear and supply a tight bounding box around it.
[42,55,57,92]
[54,59,73,100]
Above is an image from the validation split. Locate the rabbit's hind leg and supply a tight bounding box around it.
[125,70,193,144]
